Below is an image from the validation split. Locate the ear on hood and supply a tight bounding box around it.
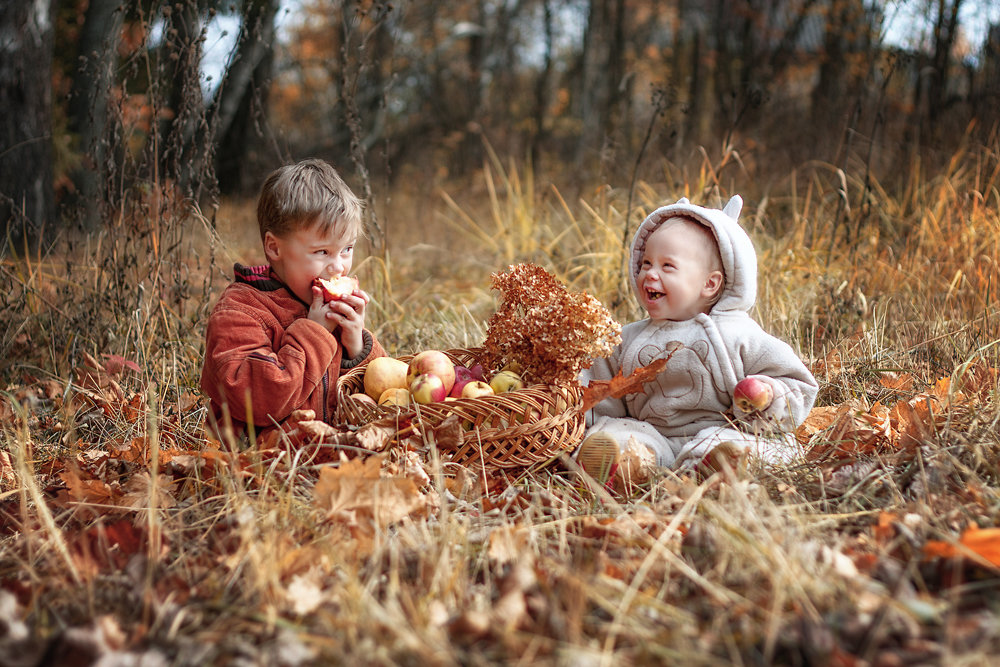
[629,195,757,314]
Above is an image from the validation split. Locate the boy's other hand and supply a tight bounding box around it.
[325,288,370,359]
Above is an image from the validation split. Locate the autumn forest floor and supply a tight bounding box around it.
[2,146,1000,665]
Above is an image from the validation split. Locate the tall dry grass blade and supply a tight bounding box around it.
[5,399,81,585]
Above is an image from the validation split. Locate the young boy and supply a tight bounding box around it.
[578,195,818,481]
[201,159,384,443]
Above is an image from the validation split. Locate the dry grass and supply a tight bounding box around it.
[1,143,1000,665]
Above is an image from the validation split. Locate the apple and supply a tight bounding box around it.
[406,350,455,395]
[364,356,410,400]
[450,365,488,397]
[733,377,774,413]
[378,387,411,407]
[410,373,448,403]
[313,275,358,301]
[460,380,495,399]
[489,370,524,394]
[349,392,377,406]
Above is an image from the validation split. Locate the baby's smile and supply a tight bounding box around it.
[646,288,664,301]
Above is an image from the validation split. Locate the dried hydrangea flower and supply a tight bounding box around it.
[482,263,622,385]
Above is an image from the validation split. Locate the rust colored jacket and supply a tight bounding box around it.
[201,264,384,441]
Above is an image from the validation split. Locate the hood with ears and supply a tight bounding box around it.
[629,195,757,314]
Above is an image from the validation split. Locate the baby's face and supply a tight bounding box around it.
[264,221,356,304]
[637,221,722,321]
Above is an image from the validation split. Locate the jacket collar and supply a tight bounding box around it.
[234,263,285,291]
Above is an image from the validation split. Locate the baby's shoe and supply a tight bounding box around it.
[613,437,658,493]
[576,432,620,486]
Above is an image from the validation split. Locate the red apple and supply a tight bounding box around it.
[460,380,495,399]
[313,275,359,302]
[410,373,448,403]
[450,366,478,397]
[406,350,455,394]
[733,377,773,413]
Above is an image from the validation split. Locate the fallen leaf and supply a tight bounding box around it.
[314,455,431,530]
[924,527,1000,567]
[58,469,122,507]
[581,356,670,414]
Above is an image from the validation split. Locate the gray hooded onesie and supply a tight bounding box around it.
[580,195,818,467]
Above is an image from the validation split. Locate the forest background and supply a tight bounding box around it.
[2,0,1000,664]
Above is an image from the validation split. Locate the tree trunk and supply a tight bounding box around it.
[0,0,54,255]
[927,0,962,128]
[529,0,554,167]
[157,0,208,198]
[212,0,279,194]
[575,0,626,167]
[67,0,124,231]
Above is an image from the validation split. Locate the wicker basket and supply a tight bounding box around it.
[336,348,584,470]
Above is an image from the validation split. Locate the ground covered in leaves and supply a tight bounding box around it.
[2,343,1000,665]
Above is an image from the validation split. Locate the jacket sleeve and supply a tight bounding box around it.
[732,333,818,432]
[578,345,628,426]
[202,303,340,427]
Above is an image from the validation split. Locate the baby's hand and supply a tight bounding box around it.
[733,376,774,413]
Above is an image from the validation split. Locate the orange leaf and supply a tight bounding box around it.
[581,357,669,414]
[924,527,1000,567]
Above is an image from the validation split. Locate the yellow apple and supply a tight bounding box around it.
[461,380,495,399]
[489,370,524,394]
[364,357,409,400]
[378,387,411,407]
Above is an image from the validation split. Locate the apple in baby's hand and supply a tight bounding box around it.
[313,275,359,302]
[460,380,495,399]
[733,377,774,413]
[410,373,448,404]
[407,350,456,394]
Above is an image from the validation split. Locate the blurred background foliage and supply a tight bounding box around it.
[3,0,1000,249]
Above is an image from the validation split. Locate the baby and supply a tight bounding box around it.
[578,195,818,482]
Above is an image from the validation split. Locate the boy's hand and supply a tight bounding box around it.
[323,287,371,359]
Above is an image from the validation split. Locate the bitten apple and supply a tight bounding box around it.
[460,380,495,399]
[364,357,409,400]
[313,275,358,301]
[410,373,448,403]
[406,350,456,394]
[733,377,773,413]
[489,370,524,394]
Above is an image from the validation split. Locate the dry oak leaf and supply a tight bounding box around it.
[313,454,431,529]
[924,526,1000,568]
[581,357,670,414]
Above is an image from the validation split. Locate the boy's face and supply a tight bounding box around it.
[637,221,723,321]
[263,221,356,304]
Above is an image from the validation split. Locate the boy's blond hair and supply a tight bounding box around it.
[256,159,364,241]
